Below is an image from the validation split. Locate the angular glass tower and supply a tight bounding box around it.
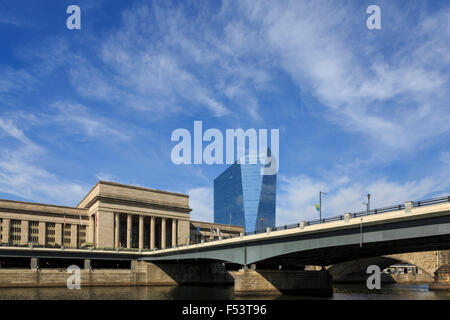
[214,156,276,233]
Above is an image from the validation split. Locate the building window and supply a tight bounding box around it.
[28,221,39,244]
[63,224,71,247]
[77,225,86,248]
[9,220,21,246]
[46,222,56,247]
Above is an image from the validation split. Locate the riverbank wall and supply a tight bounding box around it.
[0,262,235,288]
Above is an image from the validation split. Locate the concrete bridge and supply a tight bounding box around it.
[142,197,450,267]
[1,196,450,294]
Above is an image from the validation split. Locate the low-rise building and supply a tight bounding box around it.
[0,181,242,250]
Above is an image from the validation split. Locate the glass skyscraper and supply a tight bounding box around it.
[214,156,276,233]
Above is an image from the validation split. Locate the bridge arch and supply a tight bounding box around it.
[328,251,440,282]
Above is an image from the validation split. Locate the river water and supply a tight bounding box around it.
[0,284,449,300]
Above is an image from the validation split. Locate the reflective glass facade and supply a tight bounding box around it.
[214,161,276,233]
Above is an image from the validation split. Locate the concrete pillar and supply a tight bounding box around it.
[172,219,177,247]
[38,222,45,246]
[430,265,450,291]
[21,220,29,245]
[89,215,95,245]
[127,214,132,249]
[405,201,414,213]
[30,257,38,270]
[161,218,166,249]
[150,216,155,250]
[234,269,333,296]
[2,219,10,245]
[114,212,120,248]
[55,223,62,247]
[139,215,144,249]
[71,224,77,248]
[344,212,352,223]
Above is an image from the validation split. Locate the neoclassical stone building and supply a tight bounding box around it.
[0,181,242,250]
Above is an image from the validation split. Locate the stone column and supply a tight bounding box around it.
[55,223,62,247]
[21,220,29,245]
[161,218,166,249]
[139,215,144,249]
[89,215,95,245]
[150,216,155,250]
[172,219,177,247]
[2,219,10,245]
[114,213,120,248]
[127,214,132,249]
[71,224,77,248]
[38,222,45,246]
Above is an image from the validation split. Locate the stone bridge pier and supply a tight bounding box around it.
[133,261,234,286]
[136,261,333,296]
[233,267,333,296]
[430,250,450,290]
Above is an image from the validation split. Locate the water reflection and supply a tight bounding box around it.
[0,284,449,300]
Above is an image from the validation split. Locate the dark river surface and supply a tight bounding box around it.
[0,283,450,300]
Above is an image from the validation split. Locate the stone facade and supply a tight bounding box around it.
[0,181,241,250]
[189,220,243,243]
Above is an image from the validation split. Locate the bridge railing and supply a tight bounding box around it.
[243,195,450,237]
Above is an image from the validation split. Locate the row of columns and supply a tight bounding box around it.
[113,213,178,250]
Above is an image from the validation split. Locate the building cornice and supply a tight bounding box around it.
[0,199,88,217]
[77,180,189,208]
[84,195,192,214]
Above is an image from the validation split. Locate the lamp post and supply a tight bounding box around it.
[260,217,264,232]
[319,191,327,221]
[367,194,371,215]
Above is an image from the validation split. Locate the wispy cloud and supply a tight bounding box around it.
[62,2,280,120]
[188,187,214,222]
[0,117,88,204]
[0,11,36,28]
[237,0,450,152]
[49,101,132,142]
[277,163,450,226]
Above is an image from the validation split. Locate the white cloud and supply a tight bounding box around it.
[276,167,450,226]
[236,0,450,152]
[188,187,214,223]
[49,101,131,142]
[62,2,283,120]
[95,173,115,182]
[0,117,88,205]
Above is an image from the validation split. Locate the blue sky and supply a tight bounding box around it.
[0,0,449,225]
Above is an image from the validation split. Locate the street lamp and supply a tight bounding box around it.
[260,217,264,232]
[319,191,327,221]
[363,194,371,215]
